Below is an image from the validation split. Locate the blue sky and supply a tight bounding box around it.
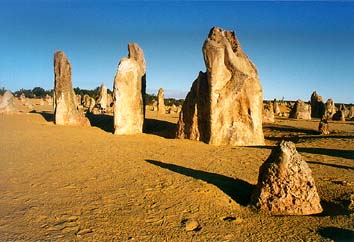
[0,1,353,103]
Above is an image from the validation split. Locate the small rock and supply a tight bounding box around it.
[77,228,93,236]
[184,219,200,232]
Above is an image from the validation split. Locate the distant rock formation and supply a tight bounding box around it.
[251,141,323,215]
[349,106,354,119]
[107,93,113,108]
[176,27,264,146]
[97,83,108,112]
[53,51,90,126]
[310,91,325,118]
[273,99,280,116]
[44,94,52,105]
[157,88,165,115]
[318,115,330,135]
[289,99,311,120]
[0,91,17,113]
[325,99,336,119]
[113,43,146,135]
[19,93,26,102]
[332,110,346,121]
[263,101,275,123]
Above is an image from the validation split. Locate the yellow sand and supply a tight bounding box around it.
[0,98,353,241]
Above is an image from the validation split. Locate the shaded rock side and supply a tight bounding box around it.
[176,72,210,142]
[157,88,165,115]
[289,99,311,120]
[310,91,325,118]
[53,51,90,126]
[251,140,323,215]
[0,91,17,113]
[113,43,146,135]
[176,27,265,146]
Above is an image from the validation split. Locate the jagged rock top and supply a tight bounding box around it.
[128,43,146,76]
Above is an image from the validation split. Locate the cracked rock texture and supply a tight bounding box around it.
[176,27,264,146]
[251,141,323,215]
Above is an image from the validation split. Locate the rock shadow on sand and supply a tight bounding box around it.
[30,110,54,122]
[144,119,177,139]
[250,146,354,160]
[145,159,254,206]
[318,226,354,241]
[85,113,113,133]
[307,161,354,170]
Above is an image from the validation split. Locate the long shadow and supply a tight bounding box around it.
[263,124,320,135]
[29,110,53,122]
[318,226,354,241]
[265,134,354,143]
[86,113,113,133]
[297,147,354,160]
[144,118,177,139]
[316,200,352,217]
[145,159,255,206]
[250,146,354,160]
[308,161,354,170]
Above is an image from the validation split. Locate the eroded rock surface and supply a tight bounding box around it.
[318,115,330,135]
[289,99,311,120]
[97,83,108,111]
[53,51,90,126]
[251,141,323,215]
[325,99,336,119]
[273,99,281,116]
[113,43,146,134]
[157,88,165,115]
[0,91,17,113]
[176,27,264,146]
[263,101,275,123]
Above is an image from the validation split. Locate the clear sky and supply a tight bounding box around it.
[0,1,353,103]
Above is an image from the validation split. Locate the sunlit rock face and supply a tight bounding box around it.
[53,51,90,127]
[177,27,265,146]
[0,91,17,113]
[113,43,146,135]
[97,83,108,111]
[157,88,165,115]
[289,99,311,120]
[251,141,323,215]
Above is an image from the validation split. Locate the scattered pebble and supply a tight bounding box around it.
[184,219,200,232]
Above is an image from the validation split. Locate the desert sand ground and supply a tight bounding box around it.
[0,98,353,241]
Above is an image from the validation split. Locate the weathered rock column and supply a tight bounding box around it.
[97,83,108,111]
[289,99,311,120]
[157,88,165,115]
[53,51,90,126]
[251,141,323,215]
[0,91,17,113]
[113,43,146,134]
[310,91,325,118]
[177,27,264,146]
